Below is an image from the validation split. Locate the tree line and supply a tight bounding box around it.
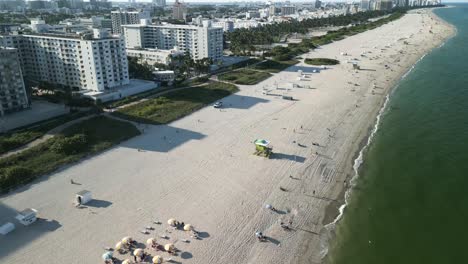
[226,6,443,55]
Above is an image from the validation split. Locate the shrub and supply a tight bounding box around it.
[0,166,33,191]
[305,58,340,65]
[50,134,88,154]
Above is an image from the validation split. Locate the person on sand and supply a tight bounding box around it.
[255,231,265,241]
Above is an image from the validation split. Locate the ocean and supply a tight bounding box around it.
[326,4,468,264]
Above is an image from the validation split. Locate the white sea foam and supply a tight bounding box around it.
[319,49,435,259]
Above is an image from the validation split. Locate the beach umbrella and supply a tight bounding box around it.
[167,218,176,226]
[164,243,174,251]
[122,236,132,244]
[133,248,144,256]
[153,255,164,264]
[265,204,272,209]
[147,238,156,245]
[115,241,123,251]
[122,260,134,264]
[183,224,193,231]
[102,251,113,260]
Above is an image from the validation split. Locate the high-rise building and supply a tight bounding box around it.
[281,5,296,16]
[315,0,322,9]
[396,0,409,7]
[0,30,129,92]
[376,0,393,10]
[269,5,276,17]
[173,0,187,21]
[0,48,29,116]
[361,0,370,10]
[122,21,223,62]
[111,10,151,35]
[153,0,166,6]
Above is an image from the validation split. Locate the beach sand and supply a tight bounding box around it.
[0,9,454,264]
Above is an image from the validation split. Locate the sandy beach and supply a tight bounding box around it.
[0,9,454,264]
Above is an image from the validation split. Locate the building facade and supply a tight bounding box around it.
[173,0,187,21]
[123,21,223,62]
[126,48,184,66]
[0,48,29,116]
[111,10,150,35]
[281,6,296,16]
[153,0,166,6]
[0,30,129,92]
[376,0,393,10]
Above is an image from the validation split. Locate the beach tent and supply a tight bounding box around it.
[183,224,193,231]
[133,248,144,256]
[76,190,92,205]
[102,251,113,260]
[153,255,164,264]
[164,243,174,251]
[15,208,38,226]
[167,218,176,226]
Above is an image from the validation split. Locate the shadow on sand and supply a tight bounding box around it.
[0,203,62,260]
[121,125,206,153]
[271,153,306,163]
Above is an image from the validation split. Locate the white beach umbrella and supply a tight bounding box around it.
[183,224,193,231]
[122,236,132,244]
[115,241,123,251]
[167,218,176,226]
[164,243,174,251]
[153,255,164,264]
[147,238,156,245]
[122,260,134,264]
[133,248,144,256]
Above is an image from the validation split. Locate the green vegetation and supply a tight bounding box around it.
[226,6,442,56]
[0,111,90,155]
[112,82,238,124]
[253,59,298,73]
[218,69,271,85]
[305,58,340,65]
[0,116,140,193]
[128,57,154,80]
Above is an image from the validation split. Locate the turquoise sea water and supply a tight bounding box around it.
[327,5,468,264]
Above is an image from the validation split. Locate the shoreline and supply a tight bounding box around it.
[0,8,456,264]
[314,7,457,263]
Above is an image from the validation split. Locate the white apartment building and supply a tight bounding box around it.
[0,48,29,116]
[0,29,129,92]
[126,47,184,66]
[111,10,150,35]
[123,21,223,62]
[212,20,234,32]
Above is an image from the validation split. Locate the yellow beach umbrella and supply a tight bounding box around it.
[167,218,176,226]
[133,248,144,256]
[122,236,132,244]
[115,241,123,251]
[164,243,174,251]
[153,255,163,264]
[183,224,193,231]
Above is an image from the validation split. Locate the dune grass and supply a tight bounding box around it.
[112,81,239,124]
[0,116,140,193]
[218,69,272,85]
